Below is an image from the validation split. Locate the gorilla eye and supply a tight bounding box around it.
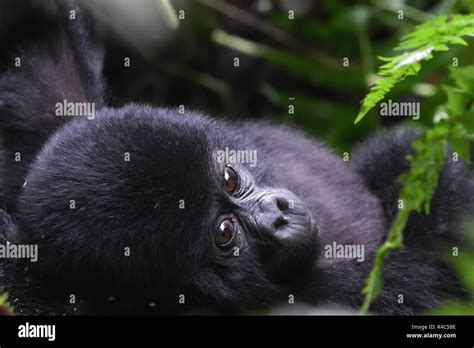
[215,219,235,247]
[223,165,239,194]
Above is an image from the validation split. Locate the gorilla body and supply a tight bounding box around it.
[0,1,470,315]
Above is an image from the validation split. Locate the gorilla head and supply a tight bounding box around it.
[14,104,318,313]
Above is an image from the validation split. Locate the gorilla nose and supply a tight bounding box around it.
[258,194,290,230]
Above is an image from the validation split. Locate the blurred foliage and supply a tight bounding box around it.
[0,293,14,315]
[429,227,474,315]
[100,0,474,153]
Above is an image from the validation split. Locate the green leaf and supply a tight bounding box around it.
[450,66,474,93]
[442,85,470,117]
[460,110,474,134]
[0,293,14,315]
[211,29,364,91]
[448,124,471,163]
[452,251,474,292]
[428,301,474,315]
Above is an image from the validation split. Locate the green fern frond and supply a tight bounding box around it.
[355,14,474,124]
[360,64,474,313]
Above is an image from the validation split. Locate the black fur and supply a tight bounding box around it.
[0,1,470,315]
[0,0,105,211]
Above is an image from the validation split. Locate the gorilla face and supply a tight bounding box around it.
[211,164,317,282]
[15,105,319,312]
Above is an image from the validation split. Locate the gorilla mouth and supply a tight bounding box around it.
[258,217,319,283]
[273,206,314,242]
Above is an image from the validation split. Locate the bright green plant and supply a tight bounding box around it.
[0,293,14,316]
[355,14,474,124]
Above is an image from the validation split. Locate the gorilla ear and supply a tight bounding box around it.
[0,209,19,243]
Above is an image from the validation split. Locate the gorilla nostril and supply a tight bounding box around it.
[273,215,288,229]
[276,196,290,212]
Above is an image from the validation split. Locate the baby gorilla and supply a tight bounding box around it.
[15,106,325,314]
[0,1,470,315]
[5,103,386,315]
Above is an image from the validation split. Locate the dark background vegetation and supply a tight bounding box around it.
[1,0,472,152]
[83,0,474,153]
